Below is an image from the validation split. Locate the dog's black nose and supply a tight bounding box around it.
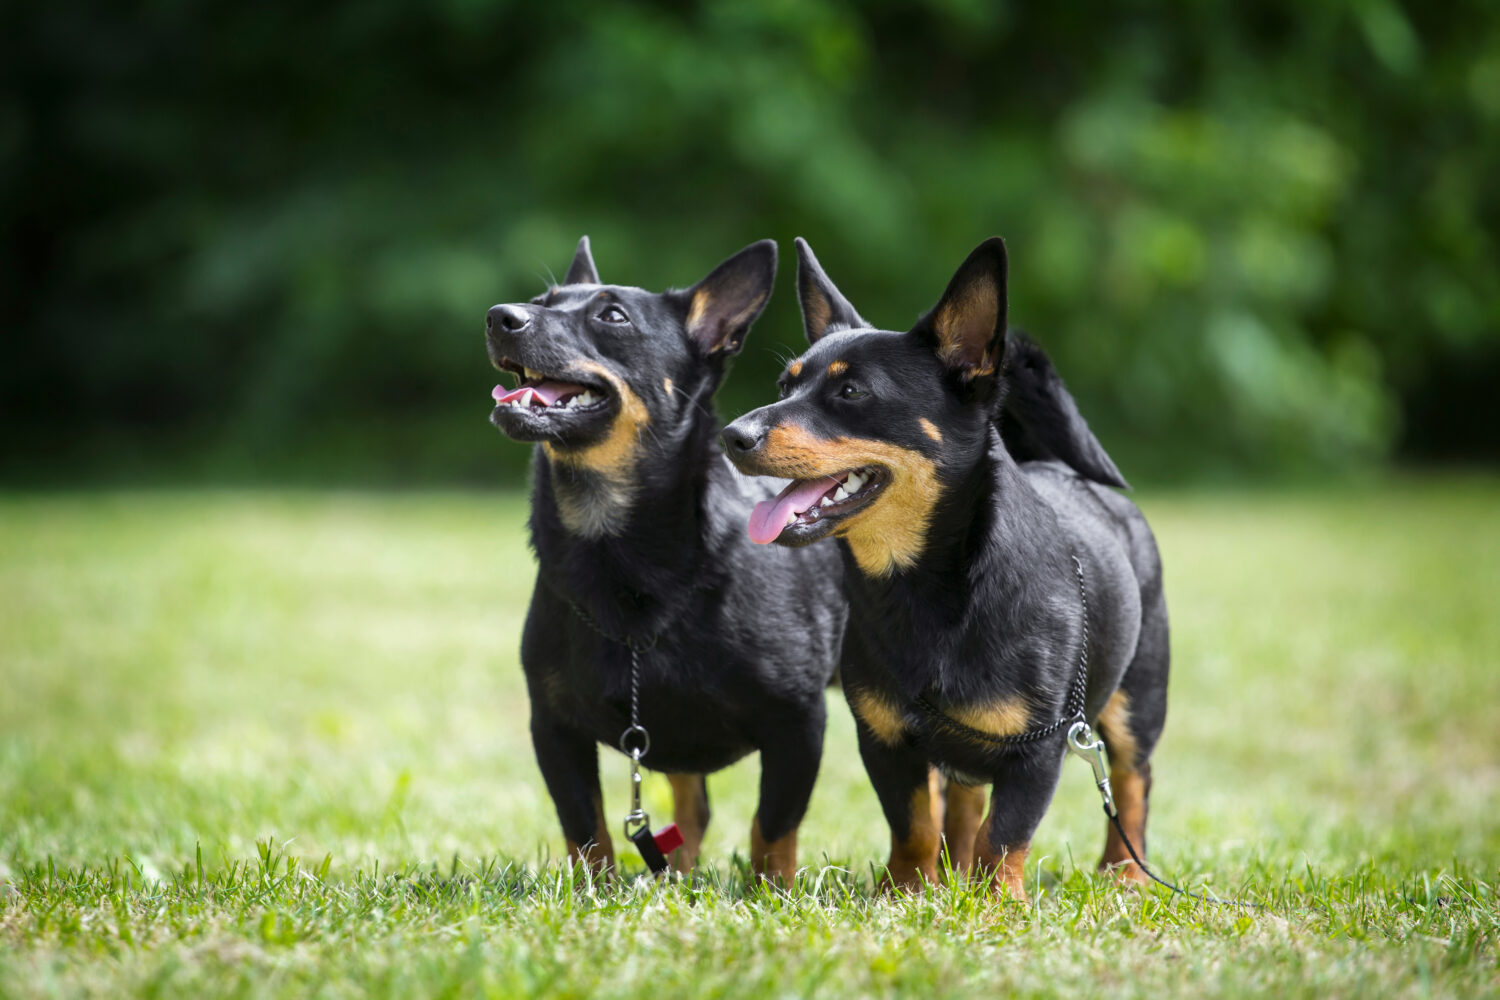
[487,304,532,333]
[721,422,763,456]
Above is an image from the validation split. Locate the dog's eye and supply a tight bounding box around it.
[598,305,630,325]
[839,383,866,400]
[777,381,790,400]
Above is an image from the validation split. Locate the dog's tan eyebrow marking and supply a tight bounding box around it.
[827,360,848,378]
[919,418,943,443]
[663,377,673,394]
[786,358,804,377]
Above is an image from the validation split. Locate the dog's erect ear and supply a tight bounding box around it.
[563,235,600,286]
[796,238,868,343]
[915,237,1008,382]
[682,239,777,356]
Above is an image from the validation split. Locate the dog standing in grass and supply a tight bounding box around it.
[722,237,1168,898]
[485,237,845,880]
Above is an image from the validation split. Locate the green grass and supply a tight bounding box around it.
[1,480,1497,998]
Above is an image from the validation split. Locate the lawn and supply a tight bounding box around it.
[1,480,1497,998]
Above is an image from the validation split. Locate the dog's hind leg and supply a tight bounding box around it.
[749,704,826,885]
[941,779,988,876]
[531,714,614,874]
[1097,590,1169,884]
[667,773,711,872]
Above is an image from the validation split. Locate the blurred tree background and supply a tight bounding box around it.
[4,0,1497,486]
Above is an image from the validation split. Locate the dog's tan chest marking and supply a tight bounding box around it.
[947,695,1031,740]
[847,687,907,747]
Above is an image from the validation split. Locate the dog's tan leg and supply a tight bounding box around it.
[972,786,1029,901]
[1099,766,1152,885]
[564,790,615,875]
[750,814,798,884]
[883,777,943,891]
[942,780,989,876]
[1097,690,1152,885]
[667,773,711,872]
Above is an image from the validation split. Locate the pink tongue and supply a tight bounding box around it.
[748,477,839,545]
[491,380,587,407]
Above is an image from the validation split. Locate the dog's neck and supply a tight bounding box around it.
[529,397,725,639]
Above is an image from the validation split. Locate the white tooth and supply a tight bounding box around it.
[833,486,850,502]
[578,390,596,405]
[520,388,536,408]
[846,472,865,493]
[819,496,833,507]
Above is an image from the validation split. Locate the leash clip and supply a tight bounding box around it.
[1067,720,1116,818]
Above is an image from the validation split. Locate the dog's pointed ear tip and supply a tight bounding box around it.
[733,239,777,272]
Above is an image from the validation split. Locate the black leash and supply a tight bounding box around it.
[914,555,1263,911]
[567,599,683,874]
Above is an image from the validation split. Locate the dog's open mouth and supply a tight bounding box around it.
[747,466,887,545]
[491,359,610,414]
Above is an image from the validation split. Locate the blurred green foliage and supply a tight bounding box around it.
[5,0,1498,484]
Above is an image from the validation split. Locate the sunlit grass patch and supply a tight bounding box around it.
[1,481,1497,997]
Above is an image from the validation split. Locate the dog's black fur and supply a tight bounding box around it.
[485,237,845,879]
[721,237,1168,896]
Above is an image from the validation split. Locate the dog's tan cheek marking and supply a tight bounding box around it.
[827,359,848,377]
[541,360,650,537]
[847,688,906,747]
[1097,690,1137,774]
[919,418,943,443]
[542,361,649,478]
[757,426,943,577]
[948,696,1031,739]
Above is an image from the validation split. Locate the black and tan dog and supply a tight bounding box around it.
[485,237,844,880]
[721,237,1168,898]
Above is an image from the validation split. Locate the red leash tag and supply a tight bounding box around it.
[652,823,684,855]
